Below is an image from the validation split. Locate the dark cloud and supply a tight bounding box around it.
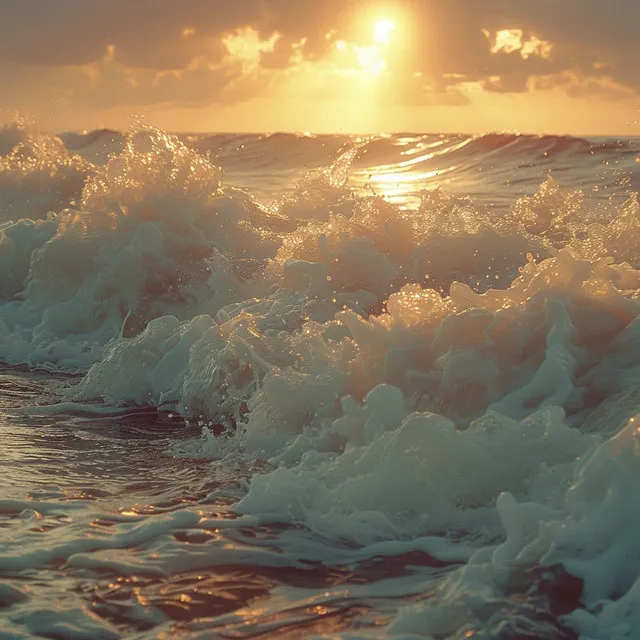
[533,71,637,101]
[0,0,262,67]
[0,0,638,112]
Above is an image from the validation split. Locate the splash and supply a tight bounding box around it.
[2,118,640,637]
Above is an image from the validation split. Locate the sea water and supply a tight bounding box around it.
[1,118,640,638]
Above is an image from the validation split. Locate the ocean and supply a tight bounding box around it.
[1,119,640,639]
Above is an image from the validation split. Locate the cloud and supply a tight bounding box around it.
[0,0,638,115]
[0,0,265,67]
[532,71,638,101]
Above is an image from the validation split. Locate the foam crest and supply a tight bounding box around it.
[0,119,92,221]
[238,403,590,547]
[391,413,640,638]
[67,233,640,431]
[0,126,279,371]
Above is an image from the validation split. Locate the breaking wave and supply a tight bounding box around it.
[1,116,640,639]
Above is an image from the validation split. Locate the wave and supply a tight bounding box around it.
[0,120,93,222]
[44,127,638,209]
[1,117,640,637]
[64,128,640,167]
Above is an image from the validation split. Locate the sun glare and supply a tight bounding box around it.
[374,19,395,45]
[330,14,401,77]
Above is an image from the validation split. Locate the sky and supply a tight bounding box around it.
[1,0,639,135]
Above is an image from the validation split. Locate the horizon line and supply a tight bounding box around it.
[54,127,640,139]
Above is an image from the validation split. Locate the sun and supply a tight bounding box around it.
[374,19,395,45]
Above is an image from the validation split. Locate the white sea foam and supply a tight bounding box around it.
[2,120,640,637]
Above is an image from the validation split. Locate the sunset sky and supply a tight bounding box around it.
[1,0,639,135]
